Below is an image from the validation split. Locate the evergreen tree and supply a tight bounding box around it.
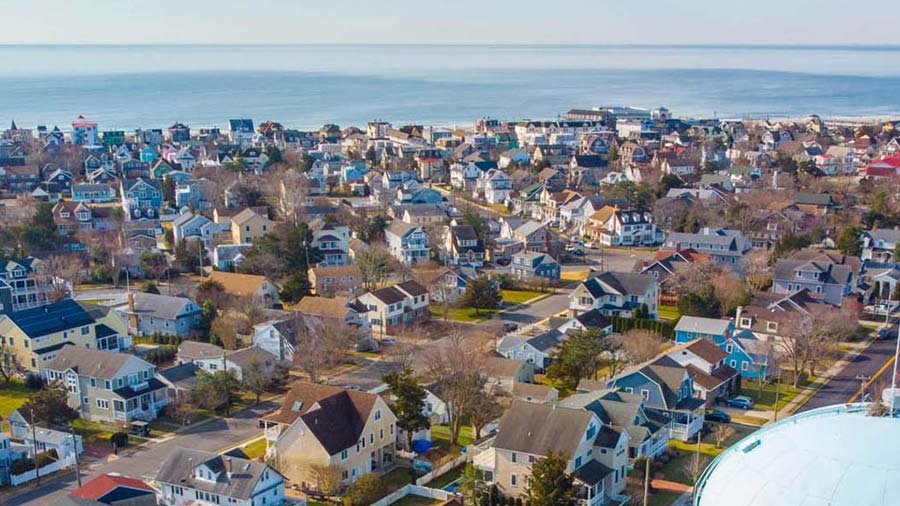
[524,450,578,506]
[382,368,430,449]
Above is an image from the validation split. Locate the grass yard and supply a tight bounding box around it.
[561,270,591,282]
[661,427,751,485]
[70,418,122,445]
[431,424,474,452]
[0,380,32,419]
[501,289,544,304]
[658,305,681,321]
[740,376,815,412]
[646,489,684,506]
[439,306,499,322]
[240,437,268,460]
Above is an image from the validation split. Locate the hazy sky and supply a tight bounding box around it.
[2,0,897,46]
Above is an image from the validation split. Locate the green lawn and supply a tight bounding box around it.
[501,289,544,304]
[431,424,474,452]
[439,306,499,322]
[740,377,812,412]
[647,489,684,506]
[240,438,268,460]
[0,380,32,419]
[381,467,415,493]
[658,305,681,321]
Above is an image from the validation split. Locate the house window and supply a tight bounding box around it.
[740,318,752,328]
[341,449,348,460]
[741,362,749,371]
[767,322,778,332]
[374,409,381,421]
[640,389,650,400]
[725,344,733,353]
[511,474,517,487]
[729,359,737,368]
[90,378,96,388]
[96,399,109,409]
[511,452,517,463]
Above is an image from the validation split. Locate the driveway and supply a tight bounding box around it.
[499,292,570,324]
[7,402,277,506]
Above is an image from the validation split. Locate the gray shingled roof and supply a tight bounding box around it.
[44,346,144,380]
[156,446,277,501]
[494,400,593,457]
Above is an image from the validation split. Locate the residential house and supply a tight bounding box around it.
[52,201,96,236]
[157,362,200,402]
[228,118,256,145]
[443,224,485,267]
[661,157,700,176]
[212,244,253,271]
[674,316,734,345]
[497,328,569,372]
[473,400,630,504]
[120,178,163,222]
[474,169,512,204]
[772,258,855,305]
[308,265,362,296]
[664,339,740,404]
[43,346,168,422]
[793,192,837,216]
[428,266,481,303]
[662,228,751,272]
[172,213,217,248]
[861,229,900,263]
[179,341,277,381]
[115,292,202,337]
[70,473,156,506]
[561,389,670,461]
[72,183,116,203]
[398,205,446,227]
[261,383,397,488]
[208,271,280,307]
[294,296,371,330]
[510,382,559,404]
[569,272,659,319]
[312,223,351,267]
[230,208,272,245]
[0,299,130,371]
[155,447,285,506]
[606,355,706,441]
[640,249,710,302]
[510,251,560,280]
[385,221,430,265]
[354,281,429,336]
[726,331,775,381]
[586,206,662,247]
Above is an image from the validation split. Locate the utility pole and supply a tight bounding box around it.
[70,427,82,488]
[773,370,781,422]
[643,456,650,506]
[30,407,40,486]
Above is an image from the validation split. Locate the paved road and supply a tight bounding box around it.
[798,338,897,412]
[500,292,570,324]
[7,402,277,506]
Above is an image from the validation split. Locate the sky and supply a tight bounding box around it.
[1,0,898,46]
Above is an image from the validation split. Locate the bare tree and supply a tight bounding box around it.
[779,313,817,387]
[0,341,21,384]
[291,315,361,383]
[469,387,509,440]
[231,293,268,327]
[307,463,343,498]
[426,332,488,446]
[742,249,773,294]
[712,423,734,449]
[711,270,749,317]
[615,329,667,365]
[43,254,86,301]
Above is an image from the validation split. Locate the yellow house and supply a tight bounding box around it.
[231,208,273,245]
[0,299,130,372]
[263,383,397,490]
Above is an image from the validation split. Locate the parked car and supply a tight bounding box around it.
[584,241,596,249]
[502,321,519,333]
[495,258,511,266]
[878,325,897,340]
[725,396,755,409]
[570,248,585,256]
[705,409,732,424]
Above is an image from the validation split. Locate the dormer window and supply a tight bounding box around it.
[740,317,752,328]
[767,322,778,332]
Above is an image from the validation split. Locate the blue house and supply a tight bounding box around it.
[510,251,560,280]
[139,145,158,163]
[607,355,705,441]
[72,183,116,203]
[674,316,733,345]
[726,330,774,381]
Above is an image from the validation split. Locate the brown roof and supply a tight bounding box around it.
[512,381,557,400]
[687,364,739,391]
[226,347,277,369]
[397,280,428,297]
[295,297,352,319]
[208,271,269,297]
[671,338,728,364]
[263,382,381,455]
[483,356,527,380]
[310,265,361,279]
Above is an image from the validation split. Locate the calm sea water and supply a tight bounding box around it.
[1,44,900,130]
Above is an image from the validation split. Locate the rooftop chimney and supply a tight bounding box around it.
[226,457,233,478]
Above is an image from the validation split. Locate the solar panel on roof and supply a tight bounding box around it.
[8,300,95,337]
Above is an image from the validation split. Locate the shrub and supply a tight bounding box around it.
[11,449,58,475]
[110,432,129,448]
[24,373,44,390]
[35,449,58,468]
[11,458,35,475]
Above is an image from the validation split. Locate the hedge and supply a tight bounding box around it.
[610,315,674,339]
[11,449,59,475]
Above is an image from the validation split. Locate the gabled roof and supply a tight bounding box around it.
[156,446,275,501]
[675,316,732,336]
[71,473,154,502]
[3,299,95,338]
[208,271,271,297]
[124,292,196,320]
[495,400,594,457]
[580,271,654,298]
[264,382,380,451]
[44,346,148,380]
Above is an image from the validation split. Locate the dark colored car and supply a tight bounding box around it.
[495,258,511,266]
[726,396,755,409]
[502,321,519,333]
[878,326,897,340]
[705,410,732,424]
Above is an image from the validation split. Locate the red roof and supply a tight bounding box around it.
[70,473,154,500]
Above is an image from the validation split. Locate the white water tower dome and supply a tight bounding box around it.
[694,403,900,506]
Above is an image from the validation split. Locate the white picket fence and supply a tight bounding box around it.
[10,458,71,487]
[371,484,453,506]
[414,453,468,486]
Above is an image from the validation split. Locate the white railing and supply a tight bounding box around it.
[10,457,71,486]
[370,484,452,506]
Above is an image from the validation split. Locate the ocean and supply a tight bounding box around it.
[1,44,900,130]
